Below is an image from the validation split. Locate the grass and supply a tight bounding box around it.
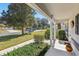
[0,29,47,51]
[4,43,50,56]
[0,34,33,51]
[32,29,47,36]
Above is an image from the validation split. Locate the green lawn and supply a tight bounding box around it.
[4,43,50,56]
[0,34,33,51]
[32,29,47,36]
[0,29,47,51]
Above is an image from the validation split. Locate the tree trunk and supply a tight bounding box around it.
[22,26,25,35]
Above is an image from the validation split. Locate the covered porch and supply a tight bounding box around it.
[27,3,79,56]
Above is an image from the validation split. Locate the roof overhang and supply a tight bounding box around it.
[26,3,51,20]
[27,3,79,21]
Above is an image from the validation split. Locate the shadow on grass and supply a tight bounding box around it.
[0,33,31,42]
[0,35,21,42]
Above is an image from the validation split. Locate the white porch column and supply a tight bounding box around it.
[53,19,56,47]
[50,15,56,47]
[54,22,56,40]
[50,20,54,47]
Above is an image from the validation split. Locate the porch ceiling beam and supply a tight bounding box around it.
[26,3,51,20]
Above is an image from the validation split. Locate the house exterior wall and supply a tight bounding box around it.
[69,16,79,44]
[69,16,79,55]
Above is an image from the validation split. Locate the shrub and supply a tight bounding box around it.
[39,44,50,56]
[45,29,50,40]
[4,43,49,56]
[58,30,68,41]
[33,34,44,43]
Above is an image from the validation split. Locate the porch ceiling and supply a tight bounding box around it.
[36,3,79,20]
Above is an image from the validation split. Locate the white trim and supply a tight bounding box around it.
[26,3,51,20]
[0,39,34,55]
[50,20,54,47]
[52,17,56,47]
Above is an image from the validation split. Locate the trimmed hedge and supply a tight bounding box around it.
[45,29,50,40]
[58,30,68,41]
[34,34,44,43]
[4,43,50,56]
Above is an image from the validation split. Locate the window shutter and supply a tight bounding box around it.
[75,14,79,35]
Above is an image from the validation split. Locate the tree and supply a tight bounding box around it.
[40,18,49,29]
[1,3,36,35]
[35,18,49,29]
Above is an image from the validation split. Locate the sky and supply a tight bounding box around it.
[0,3,46,19]
[0,3,9,16]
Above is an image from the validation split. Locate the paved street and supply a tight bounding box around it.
[0,32,21,37]
[0,29,22,37]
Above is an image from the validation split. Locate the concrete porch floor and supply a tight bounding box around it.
[45,40,75,56]
[45,47,68,56]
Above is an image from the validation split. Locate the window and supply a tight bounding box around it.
[71,20,74,28]
[57,23,61,29]
[75,14,79,35]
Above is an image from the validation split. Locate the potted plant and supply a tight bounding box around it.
[65,43,73,55]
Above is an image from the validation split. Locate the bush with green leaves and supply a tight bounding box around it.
[45,29,50,40]
[4,43,50,56]
[33,34,45,43]
[58,30,68,41]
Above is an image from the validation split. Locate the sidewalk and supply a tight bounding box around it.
[0,39,34,56]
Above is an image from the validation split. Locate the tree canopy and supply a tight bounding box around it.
[1,3,36,35]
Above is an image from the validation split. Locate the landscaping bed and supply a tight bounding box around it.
[4,43,50,56]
